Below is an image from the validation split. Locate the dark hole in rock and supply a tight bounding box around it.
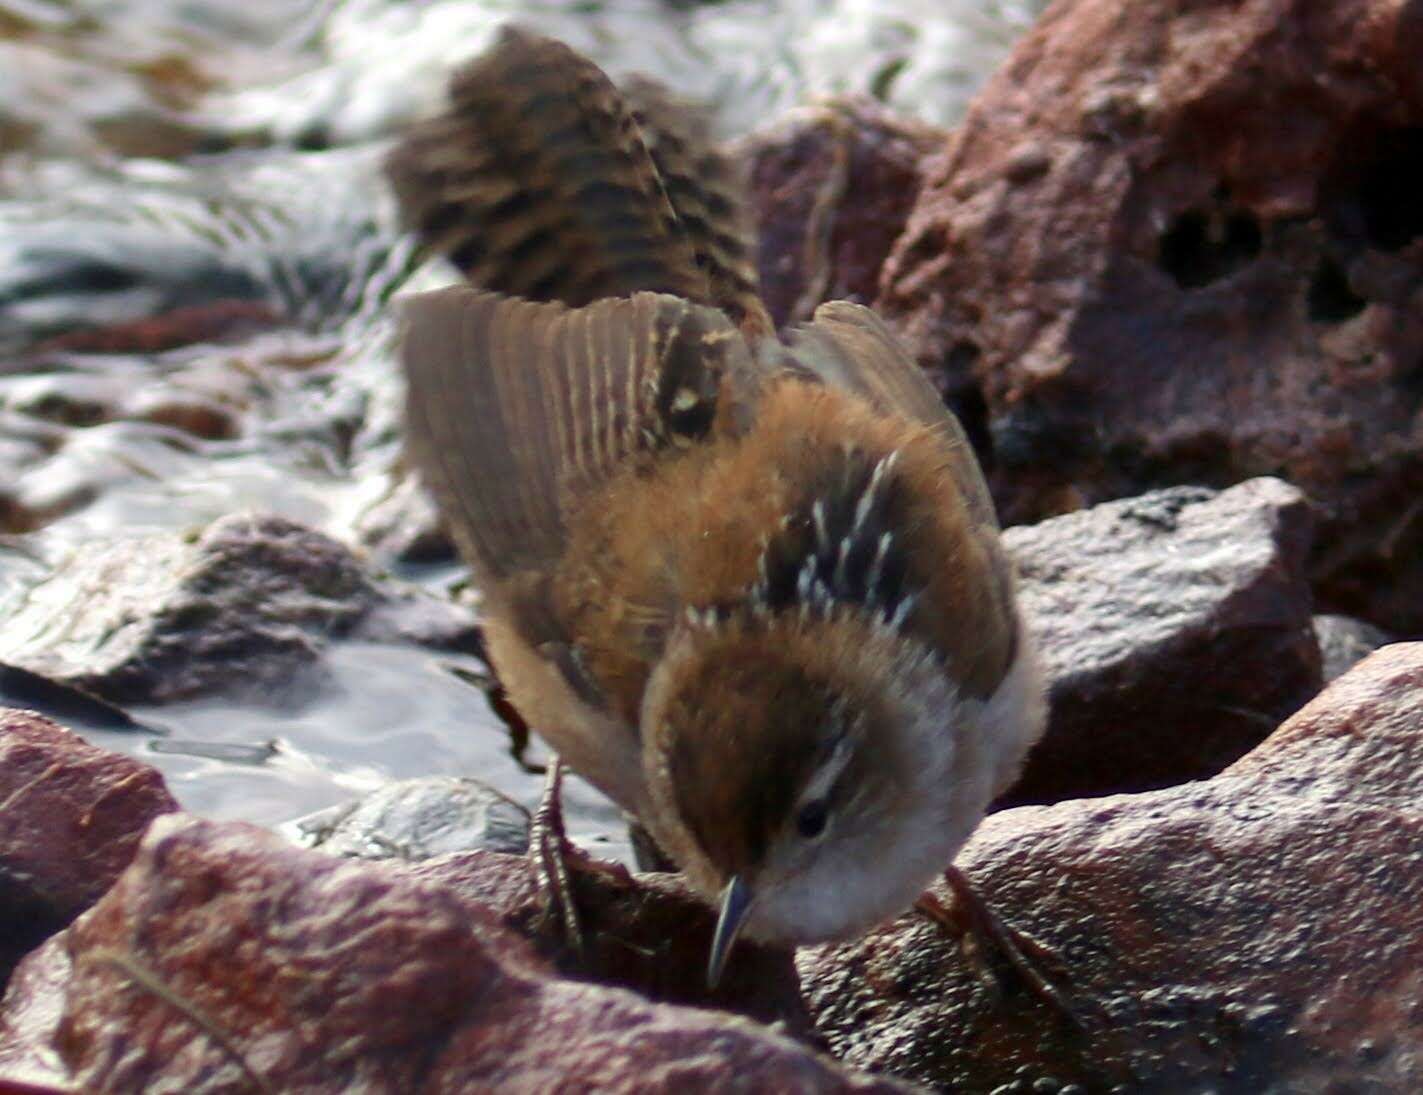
[1159,207,1263,289]
[1360,127,1423,252]
[991,400,1093,471]
[950,383,994,470]
[941,340,994,465]
[1307,256,1367,323]
[1399,356,1423,400]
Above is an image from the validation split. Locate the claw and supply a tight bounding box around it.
[916,866,1082,1032]
[530,756,584,955]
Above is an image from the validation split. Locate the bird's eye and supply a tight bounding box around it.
[795,798,830,840]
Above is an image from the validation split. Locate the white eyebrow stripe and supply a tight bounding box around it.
[797,735,854,808]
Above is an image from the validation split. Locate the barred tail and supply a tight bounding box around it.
[385,27,770,333]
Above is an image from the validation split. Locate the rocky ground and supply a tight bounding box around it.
[2,0,1421,1091]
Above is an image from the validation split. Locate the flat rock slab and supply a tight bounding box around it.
[293,775,531,860]
[0,513,481,704]
[1004,477,1320,804]
[879,0,1423,634]
[0,815,906,1094]
[800,642,1423,1092]
[0,709,176,990]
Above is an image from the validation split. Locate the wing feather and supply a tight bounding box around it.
[784,300,997,529]
[400,286,755,585]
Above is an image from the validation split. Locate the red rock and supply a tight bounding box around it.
[31,301,281,356]
[878,0,1423,634]
[0,710,176,989]
[6,815,904,1093]
[1002,477,1321,805]
[742,98,942,332]
[0,937,71,1094]
[799,643,1423,1092]
[405,847,811,1036]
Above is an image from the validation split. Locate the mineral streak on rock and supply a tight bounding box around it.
[741,98,943,332]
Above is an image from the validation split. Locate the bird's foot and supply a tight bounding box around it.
[915,865,1080,1031]
[530,756,584,955]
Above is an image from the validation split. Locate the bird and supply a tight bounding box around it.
[389,27,1057,1005]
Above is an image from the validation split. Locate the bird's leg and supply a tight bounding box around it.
[530,756,584,955]
[915,866,1079,1028]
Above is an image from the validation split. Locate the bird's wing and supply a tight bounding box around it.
[782,300,998,529]
[400,285,757,587]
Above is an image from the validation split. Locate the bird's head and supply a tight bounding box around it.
[639,608,1043,984]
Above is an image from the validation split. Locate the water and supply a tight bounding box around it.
[0,0,1041,853]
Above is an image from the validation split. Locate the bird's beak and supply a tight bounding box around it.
[707,875,753,989]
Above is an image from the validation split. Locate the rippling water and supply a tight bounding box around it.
[1,0,1040,852]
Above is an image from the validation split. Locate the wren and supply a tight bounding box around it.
[390,27,1058,1003]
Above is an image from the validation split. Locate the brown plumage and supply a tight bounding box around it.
[386,27,768,332]
[392,28,1050,991]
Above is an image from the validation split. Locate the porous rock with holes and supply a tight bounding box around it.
[877,0,1423,635]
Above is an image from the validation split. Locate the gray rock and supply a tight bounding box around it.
[1002,477,1322,804]
[295,776,530,860]
[0,513,481,704]
[354,471,456,567]
[1313,613,1394,683]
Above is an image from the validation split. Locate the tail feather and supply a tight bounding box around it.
[621,75,771,333]
[386,27,768,330]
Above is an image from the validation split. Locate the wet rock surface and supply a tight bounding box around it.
[800,643,1423,1092]
[0,709,176,990]
[0,148,402,352]
[1002,477,1321,805]
[294,775,531,860]
[743,98,942,331]
[879,0,1423,634]
[1,814,901,1094]
[0,513,481,704]
[352,469,457,567]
